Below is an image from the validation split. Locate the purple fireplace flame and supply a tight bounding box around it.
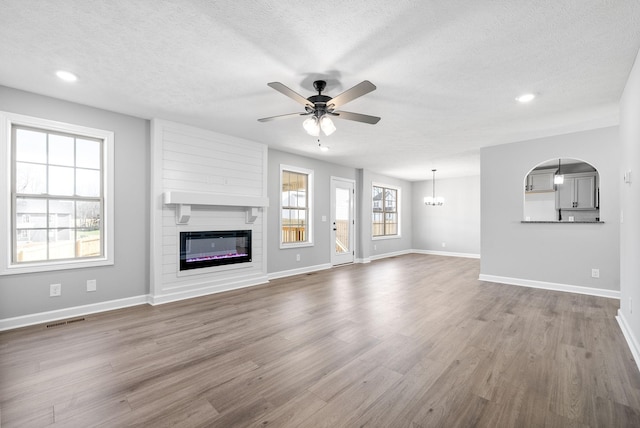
[180,230,251,271]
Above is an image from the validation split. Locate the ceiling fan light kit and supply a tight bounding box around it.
[302,114,336,137]
[258,79,380,136]
[319,115,336,135]
[303,116,320,136]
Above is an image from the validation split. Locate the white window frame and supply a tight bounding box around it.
[279,164,314,249]
[372,182,402,240]
[0,111,115,275]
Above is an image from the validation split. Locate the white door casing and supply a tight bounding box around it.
[330,177,355,265]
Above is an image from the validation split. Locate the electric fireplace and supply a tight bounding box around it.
[180,230,251,271]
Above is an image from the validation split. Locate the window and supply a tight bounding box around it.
[280,165,313,247]
[372,184,400,237]
[1,112,114,275]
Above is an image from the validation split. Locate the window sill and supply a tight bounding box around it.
[372,235,402,241]
[1,257,113,276]
[280,242,314,249]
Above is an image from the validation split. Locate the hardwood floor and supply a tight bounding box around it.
[2,254,640,427]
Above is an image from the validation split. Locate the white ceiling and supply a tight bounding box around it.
[1,1,639,181]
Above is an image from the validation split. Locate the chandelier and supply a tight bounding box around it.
[424,169,444,206]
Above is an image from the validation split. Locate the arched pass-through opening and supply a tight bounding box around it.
[523,158,600,222]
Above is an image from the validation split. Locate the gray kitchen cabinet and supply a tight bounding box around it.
[555,172,597,210]
[525,169,556,192]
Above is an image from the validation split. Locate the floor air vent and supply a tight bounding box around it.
[46,317,86,328]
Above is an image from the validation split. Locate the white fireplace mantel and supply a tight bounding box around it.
[163,191,269,224]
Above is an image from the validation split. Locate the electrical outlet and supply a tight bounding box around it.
[50,283,61,297]
[374,244,377,250]
[442,242,446,248]
[87,279,97,292]
[296,254,300,262]
[591,268,600,278]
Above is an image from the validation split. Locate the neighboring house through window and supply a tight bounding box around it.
[0,112,114,275]
[372,184,400,237]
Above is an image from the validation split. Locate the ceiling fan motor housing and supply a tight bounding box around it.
[307,94,332,115]
[307,81,332,116]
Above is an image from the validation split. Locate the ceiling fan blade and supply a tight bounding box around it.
[267,82,314,108]
[258,112,310,122]
[326,80,376,110]
[332,110,380,124]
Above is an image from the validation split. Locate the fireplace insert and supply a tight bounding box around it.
[180,230,251,271]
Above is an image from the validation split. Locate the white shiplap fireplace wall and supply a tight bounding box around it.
[150,119,269,304]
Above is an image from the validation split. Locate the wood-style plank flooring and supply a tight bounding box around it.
[2,254,640,427]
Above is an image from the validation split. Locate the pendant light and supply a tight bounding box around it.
[554,159,564,184]
[424,169,444,206]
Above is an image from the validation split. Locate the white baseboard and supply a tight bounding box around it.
[150,275,270,305]
[267,263,332,280]
[361,249,479,263]
[0,295,149,331]
[412,249,480,259]
[478,274,620,299]
[616,310,640,373]
[370,249,412,261]
[1,275,273,329]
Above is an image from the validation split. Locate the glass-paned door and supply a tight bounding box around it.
[331,178,355,265]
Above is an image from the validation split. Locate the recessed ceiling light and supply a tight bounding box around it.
[56,70,78,82]
[516,93,535,103]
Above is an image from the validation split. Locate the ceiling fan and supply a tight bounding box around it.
[258,80,380,136]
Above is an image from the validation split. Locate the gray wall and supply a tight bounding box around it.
[267,149,356,273]
[413,175,481,255]
[480,126,620,291]
[0,86,149,319]
[267,150,414,273]
[620,49,640,343]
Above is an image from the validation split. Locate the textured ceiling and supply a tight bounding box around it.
[1,1,639,180]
